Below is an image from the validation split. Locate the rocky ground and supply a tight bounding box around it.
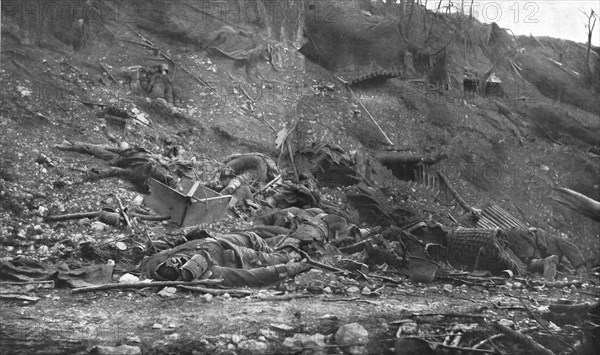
[1,1,600,354]
[2,273,597,355]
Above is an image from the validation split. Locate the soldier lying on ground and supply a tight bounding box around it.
[206,153,279,195]
[251,207,378,247]
[504,228,586,277]
[202,25,272,81]
[55,140,327,216]
[148,64,174,104]
[436,224,586,280]
[119,64,175,104]
[140,231,311,287]
[263,173,322,210]
[140,210,383,287]
[55,140,194,193]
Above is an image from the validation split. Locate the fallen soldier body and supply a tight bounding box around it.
[118,64,175,104]
[444,226,585,280]
[207,153,279,195]
[251,207,378,247]
[57,138,282,198]
[55,140,196,192]
[140,231,310,287]
[505,228,586,277]
[139,210,381,287]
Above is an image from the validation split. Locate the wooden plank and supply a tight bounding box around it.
[191,196,232,204]
[186,181,201,198]
[180,178,221,199]
[98,61,118,83]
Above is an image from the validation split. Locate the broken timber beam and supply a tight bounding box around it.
[373,151,442,165]
[491,322,555,355]
[98,61,118,84]
[45,211,99,222]
[44,211,170,222]
[71,280,223,293]
[437,171,472,213]
[180,286,253,297]
[550,187,600,222]
[355,97,394,146]
[11,59,33,76]
[334,75,394,146]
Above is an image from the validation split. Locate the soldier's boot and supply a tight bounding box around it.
[273,245,304,262]
[359,226,382,239]
[164,82,173,104]
[529,255,559,280]
[130,70,141,94]
[285,261,312,277]
[542,255,559,281]
[149,81,165,99]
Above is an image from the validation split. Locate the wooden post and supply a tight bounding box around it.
[550,187,600,222]
[437,171,472,212]
[354,95,394,146]
[334,75,394,146]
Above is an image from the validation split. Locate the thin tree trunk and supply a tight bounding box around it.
[551,187,600,222]
[586,31,593,83]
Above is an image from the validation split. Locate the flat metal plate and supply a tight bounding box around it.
[144,178,231,227]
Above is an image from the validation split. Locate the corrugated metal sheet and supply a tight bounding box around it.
[476,204,528,229]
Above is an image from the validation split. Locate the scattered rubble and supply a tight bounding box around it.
[282,333,327,349]
[90,345,141,355]
[335,323,369,355]
[1,1,598,354]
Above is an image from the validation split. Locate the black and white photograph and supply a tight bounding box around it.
[1,1,599,354]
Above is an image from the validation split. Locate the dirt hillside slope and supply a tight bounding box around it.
[1,1,599,354]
